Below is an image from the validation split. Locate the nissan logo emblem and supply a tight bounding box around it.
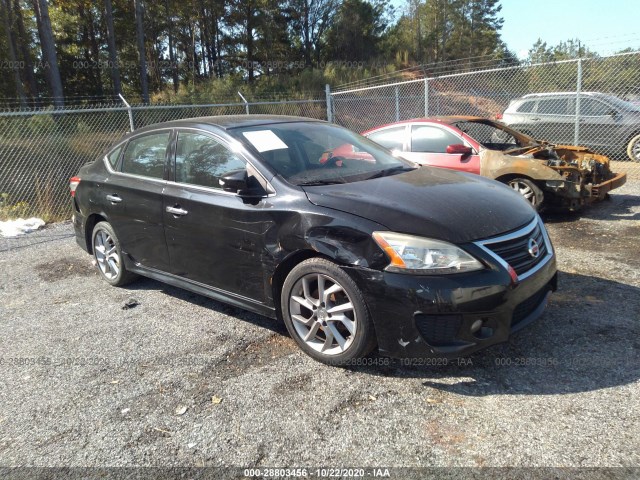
[528,238,540,258]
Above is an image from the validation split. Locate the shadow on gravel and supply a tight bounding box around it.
[352,271,640,396]
[116,270,640,397]
[541,192,640,223]
[125,276,288,337]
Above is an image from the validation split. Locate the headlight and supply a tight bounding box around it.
[372,231,483,274]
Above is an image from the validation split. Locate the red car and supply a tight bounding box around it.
[363,116,626,210]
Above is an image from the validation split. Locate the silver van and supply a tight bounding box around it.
[500,92,640,161]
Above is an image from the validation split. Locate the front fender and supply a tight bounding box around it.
[305,223,388,269]
[479,149,564,181]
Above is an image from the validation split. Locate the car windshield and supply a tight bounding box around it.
[452,120,536,151]
[599,94,640,112]
[230,122,414,186]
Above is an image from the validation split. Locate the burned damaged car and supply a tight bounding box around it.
[363,116,627,210]
[70,115,557,365]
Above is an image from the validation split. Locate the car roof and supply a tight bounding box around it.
[520,92,604,99]
[362,116,488,133]
[124,114,325,137]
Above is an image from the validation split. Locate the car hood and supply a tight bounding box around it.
[302,167,536,244]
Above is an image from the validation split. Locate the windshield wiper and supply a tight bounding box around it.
[364,165,415,180]
[297,178,347,186]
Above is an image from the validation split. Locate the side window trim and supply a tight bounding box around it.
[172,127,274,196]
[167,128,178,182]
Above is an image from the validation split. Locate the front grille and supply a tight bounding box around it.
[484,222,548,276]
[415,314,462,346]
[512,287,550,327]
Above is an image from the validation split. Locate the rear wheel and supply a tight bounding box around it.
[627,134,640,162]
[506,177,544,210]
[91,221,137,287]
[281,258,376,365]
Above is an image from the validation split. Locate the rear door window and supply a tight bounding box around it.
[537,98,569,115]
[121,132,170,179]
[411,125,461,153]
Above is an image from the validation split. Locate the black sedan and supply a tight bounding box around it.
[70,115,557,365]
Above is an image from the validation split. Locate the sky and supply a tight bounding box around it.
[497,0,640,58]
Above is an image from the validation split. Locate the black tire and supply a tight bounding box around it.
[627,133,640,162]
[506,177,544,211]
[280,258,376,366]
[91,221,138,287]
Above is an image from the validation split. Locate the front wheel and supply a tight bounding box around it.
[281,258,376,365]
[506,177,544,210]
[91,221,138,287]
[627,134,640,162]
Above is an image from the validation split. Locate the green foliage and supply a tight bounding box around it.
[150,62,400,105]
[0,0,515,104]
[527,38,597,64]
[28,113,56,135]
[0,193,30,221]
[324,0,389,61]
[386,0,506,66]
[3,0,635,107]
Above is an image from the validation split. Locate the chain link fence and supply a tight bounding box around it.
[0,97,327,223]
[331,51,640,180]
[2,52,640,227]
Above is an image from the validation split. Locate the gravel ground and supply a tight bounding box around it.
[0,181,639,471]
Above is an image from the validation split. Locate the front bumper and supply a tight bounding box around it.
[590,172,627,201]
[543,170,627,209]
[345,248,557,360]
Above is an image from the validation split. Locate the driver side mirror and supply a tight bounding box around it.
[219,169,265,198]
[609,109,619,118]
[446,144,473,157]
[219,169,248,192]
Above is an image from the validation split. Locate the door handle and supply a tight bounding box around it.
[531,117,540,121]
[106,194,122,203]
[166,206,188,216]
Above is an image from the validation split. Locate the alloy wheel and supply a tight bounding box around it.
[288,273,357,356]
[509,180,537,206]
[93,229,120,280]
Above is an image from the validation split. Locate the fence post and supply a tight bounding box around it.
[325,84,333,123]
[237,91,250,115]
[395,86,400,122]
[574,58,582,146]
[118,93,134,132]
[424,78,429,117]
